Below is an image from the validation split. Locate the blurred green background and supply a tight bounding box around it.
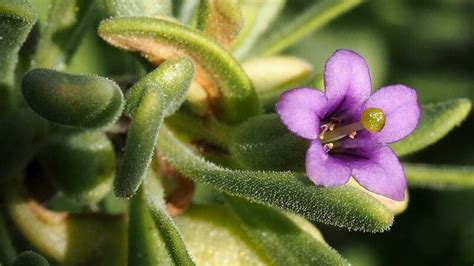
[285,1,473,265]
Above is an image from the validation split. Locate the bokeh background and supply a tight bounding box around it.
[284,1,473,265]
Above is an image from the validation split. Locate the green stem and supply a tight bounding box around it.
[404,163,474,189]
[0,213,16,265]
[254,0,362,56]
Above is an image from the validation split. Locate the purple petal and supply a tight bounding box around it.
[276,88,328,140]
[364,85,420,143]
[323,50,372,117]
[305,141,351,187]
[343,144,406,201]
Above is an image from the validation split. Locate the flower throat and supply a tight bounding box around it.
[319,107,386,146]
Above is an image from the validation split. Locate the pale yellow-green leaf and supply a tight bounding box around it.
[4,179,127,265]
[243,56,313,111]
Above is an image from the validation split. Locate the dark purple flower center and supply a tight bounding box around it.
[319,107,386,152]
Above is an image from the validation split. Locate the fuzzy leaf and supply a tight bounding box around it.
[175,204,269,264]
[157,127,394,232]
[243,56,313,111]
[0,0,36,115]
[230,114,307,171]
[104,0,172,17]
[143,174,195,266]
[404,163,474,189]
[225,196,347,265]
[98,17,261,123]
[39,129,115,203]
[254,0,363,56]
[231,0,286,59]
[22,69,124,128]
[4,179,127,265]
[125,57,195,117]
[115,58,194,198]
[197,0,242,49]
[32,0,100,69]
[392,98,471,156]
[13,251,49,266]
[116,87,163,198]
[129,186,174,265]
[0,109,48,183]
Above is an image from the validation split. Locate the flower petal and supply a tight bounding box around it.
[365,85,420,143]
[342,144,406,201]
[323,49,371,116]
[305,141,351,187]
[276,88,328,140]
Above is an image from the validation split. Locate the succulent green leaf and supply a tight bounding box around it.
[115,58,194,198]
[0,214,16,265]
[404,163,474,189]
[0,109,48,183]
[13,251,49,266]
[0,0,37,115]
[175,204,270,264]
[22,69,124,128]
[104,0,172,17]
[254,0,363,56]
[231,0,285,59]
[32,0,100,69]
[242,56,313,112]
[225,196,347,265]
[129,167,194,266]
[98,16,261,123]
[129,186,174,265]
[392,98,472,156]
[125,57,195,117]
[39,129,115,203]
[197,0,242,49]
[4,179,127,266]
[230,114,307,171]
[143,173,195,266]
[115,88,163,198]
[157,127,394,232]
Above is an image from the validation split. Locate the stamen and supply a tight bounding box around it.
[319,125,329,139]
[323,143,334,152]
[319,119,339,139]
[349,131,357,139]
[320,122,363,143]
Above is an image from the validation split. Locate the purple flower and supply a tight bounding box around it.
[276,49,420,201]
